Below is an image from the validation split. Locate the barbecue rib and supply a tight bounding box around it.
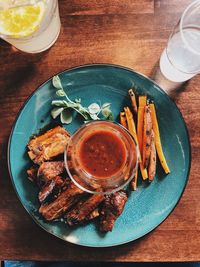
[87,208,100,221]
[27,126,70,165]
[37,161,65,187]
[38,180,56,203]
[65,194,104,226]
[100,191,128,232]
[27,165,38,183]
[39,183,85,221]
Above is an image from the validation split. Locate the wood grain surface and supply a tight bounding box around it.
[0,0,200,262]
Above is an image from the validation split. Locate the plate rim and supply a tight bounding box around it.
[7,63,191,247]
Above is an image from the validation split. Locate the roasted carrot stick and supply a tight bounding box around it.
[124,107,138,145]
[148,130,156,181]
[128,89,137,114]
[137,96,148,180]
[142,105,152,169]
[150,103,170,174]
[120,112,128,128]
[131,167,138,191]
[124,106,139,190]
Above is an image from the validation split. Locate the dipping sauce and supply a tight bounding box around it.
[79,130,126,178]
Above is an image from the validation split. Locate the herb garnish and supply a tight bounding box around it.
[51,75,113,124]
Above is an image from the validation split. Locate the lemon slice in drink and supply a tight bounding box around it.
[0,1,46,38]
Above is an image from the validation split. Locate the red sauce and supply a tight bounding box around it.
[79,130,126,178]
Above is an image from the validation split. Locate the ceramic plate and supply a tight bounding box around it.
[8,64,191,247]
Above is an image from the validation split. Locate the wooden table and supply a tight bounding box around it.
[0,0,199,262]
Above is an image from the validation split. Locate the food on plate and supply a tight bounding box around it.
[128,89,137,114]
[26,85,170,234]
[142,105,152,169]
[37,161,65,185]
[150,103,170,174]
[65,194,105,226]
[27,126,128,231]
[119,112,127,128]
[38,180,56,203]
[100,191,128,232]
[39,182,86,221]
[148,131,157,181]
[119,89,170,188]
[137,96,148,180]
[65,121,138,194]
[51,75,113,124]
[27,126,70,165]
[124,106,138,149]
[79,130,126,178]
[27,165,38,183]
[124,106,139,190]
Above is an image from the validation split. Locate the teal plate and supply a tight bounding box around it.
[8,64,191,247]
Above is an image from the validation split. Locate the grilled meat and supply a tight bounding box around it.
[28,161,71,203]
[28,126,70,165]
[38,180,56,203]
[37,161,65,187]
[27,126,129,231]
[87,208,100,221]
[65,194,104,226]
[100,191,128,232]
[27,165,38,183]
[39,183,85,221]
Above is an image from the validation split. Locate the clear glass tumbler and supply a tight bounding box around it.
[160,0,200,82]
[0,0,61,53]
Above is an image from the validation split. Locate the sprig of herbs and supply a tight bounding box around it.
[51,75,113,124]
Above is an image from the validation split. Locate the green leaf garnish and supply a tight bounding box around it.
[56,90,66,97]
[52,76,63,90]
[101,105,113,121]
[52,100,68,107]
[60,109,72,124]
[51,107,64,119]
[51,76,113,124]
[88,103,101,114]
[101,103,111,109]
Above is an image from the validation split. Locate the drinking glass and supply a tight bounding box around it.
[160,0,200,82]
[0,0,61,53]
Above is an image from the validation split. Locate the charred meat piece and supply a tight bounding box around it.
[37,161,65,187]
[100,191,128,232]
[28,126,70,165]
[39,177,72,204]
[36,161,68,202]
[27,165,39,183]
[39,183,85,221]
[86,208,100,221]
[38,180,56,203]
[65,194,104,226]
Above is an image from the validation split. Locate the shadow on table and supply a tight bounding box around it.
[149,61,188,100]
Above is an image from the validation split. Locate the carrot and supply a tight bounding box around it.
[137,96,147,157]
[137,96,148,180]
[148,130,156,181]
[120,112,127,128]
[124,106,139,190]
[150,103,170,174]
[131,167,138,191]
[128,89,137,114]
[124,107,138,146]
[142,105,152,169]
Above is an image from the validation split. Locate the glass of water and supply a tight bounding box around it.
[0,0,61,53]
[160,0,200,82]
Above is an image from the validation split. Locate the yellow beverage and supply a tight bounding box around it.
[0,0,61,53]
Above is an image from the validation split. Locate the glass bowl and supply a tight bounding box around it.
[64,121,139,194]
